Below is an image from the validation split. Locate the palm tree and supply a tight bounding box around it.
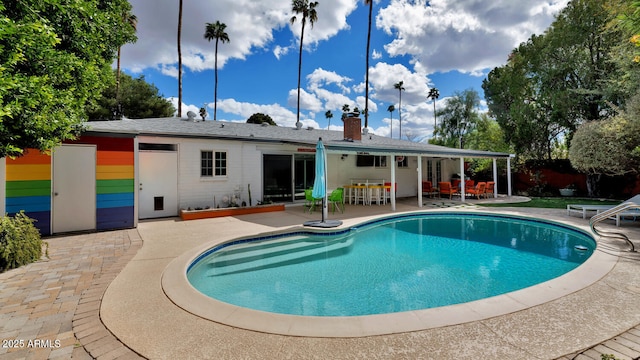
[290,0,319,127]
[204,21,230,121]
[364,0,373,129]
[341,104,350,120]
[177,0,183,118]
[387,104,395,138]
[116,12,137,120]
[427,87,440,138]
[394,81,405,139]
[325,110,333,129]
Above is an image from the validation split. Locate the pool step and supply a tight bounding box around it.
[208,236,354,276]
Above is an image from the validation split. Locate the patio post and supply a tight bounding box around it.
[459,157,465,202]
[391,155,396,211]
[507,156,513,197]
[492,158,498,198]
[417,155,422,208]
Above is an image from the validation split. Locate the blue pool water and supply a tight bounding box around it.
[187,213,595,316]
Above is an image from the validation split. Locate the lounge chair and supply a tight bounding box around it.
[567,194,640,219]
[613,208,640,226]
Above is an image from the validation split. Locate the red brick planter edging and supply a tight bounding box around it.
[179,203,285,221]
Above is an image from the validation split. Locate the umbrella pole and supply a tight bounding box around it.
[322,196,328,222]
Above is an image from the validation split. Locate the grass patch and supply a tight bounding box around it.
[479,197,621,209]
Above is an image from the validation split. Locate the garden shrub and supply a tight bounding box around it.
[0,212,43,272]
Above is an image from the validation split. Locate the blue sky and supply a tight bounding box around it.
[120,0,569,141]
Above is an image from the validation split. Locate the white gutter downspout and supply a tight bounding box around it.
[417,155,423,208]
[459,157,465,202]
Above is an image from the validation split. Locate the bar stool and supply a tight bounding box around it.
[368,184,384,205]
[353,184,367,205]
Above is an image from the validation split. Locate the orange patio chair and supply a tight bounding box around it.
[464,180,475,193]
[466,182,486,200]
[484,181,495,199]
[422,181,435,198]
[438,182,458,199]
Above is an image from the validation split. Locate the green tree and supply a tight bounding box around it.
[394,81,405,139]
[483,0,626,160]
[364,0,373,129]
[86,73,175,120]
[290,0,319,127]
[247,113,277,125]
[569,93,640,195]
[0,1,136,158]
[434,89,481,149]
[204,21,230,121]
[464,113,513,175]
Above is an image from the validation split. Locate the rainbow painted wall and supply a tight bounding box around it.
[4,135,135,235]
[5,150,53,234]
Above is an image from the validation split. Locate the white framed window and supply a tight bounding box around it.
[201,150,227,177]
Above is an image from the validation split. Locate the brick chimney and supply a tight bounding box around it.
[343,116,362,141]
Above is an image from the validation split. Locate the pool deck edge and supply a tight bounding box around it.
[100,203,640,359]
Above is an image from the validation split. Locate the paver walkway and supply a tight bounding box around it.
[0,201,639,359]
[0,230,143,359]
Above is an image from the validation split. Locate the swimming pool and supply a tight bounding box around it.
[186,213,595,318]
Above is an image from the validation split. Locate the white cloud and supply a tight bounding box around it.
[372,49,382,60]
[123,0,360,73]
[367,62,430,105]
[217,98,299,126]
[273,45,290,59]
[167,97,201,119]
[376,0,569,74]
[287,88,323,113]
[289,0,358,45]
[306,68,352,93]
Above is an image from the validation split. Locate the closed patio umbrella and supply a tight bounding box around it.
[304,138,342,228]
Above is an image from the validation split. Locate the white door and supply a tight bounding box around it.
[52,145,96,233]
[139,151,178,219]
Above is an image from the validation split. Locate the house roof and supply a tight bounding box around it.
[85,117,513,159]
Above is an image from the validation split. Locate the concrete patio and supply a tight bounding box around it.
[2,197,640,359]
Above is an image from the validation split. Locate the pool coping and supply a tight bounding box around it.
[161,209,619,338]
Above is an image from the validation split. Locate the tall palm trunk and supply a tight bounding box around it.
[364,1,372,129]
[116,46,122,119]
[177,0,183,118]
[214,38,219,121]
[398,91,402,139]
[296,19,306,126]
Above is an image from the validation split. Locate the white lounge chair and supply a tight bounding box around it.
[567,195,640,219]
[612,208,640,227]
